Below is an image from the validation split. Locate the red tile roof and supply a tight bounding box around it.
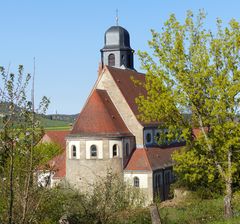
[125,146,183,171]
[43,130,70,149]
[41,130,70,179]
[70,89,132,137]
[106,66,147,124]
[48,150,66,178]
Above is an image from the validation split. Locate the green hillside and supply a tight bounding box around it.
[0,102,75,130]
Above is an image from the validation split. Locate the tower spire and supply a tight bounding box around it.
[116,9,119,26]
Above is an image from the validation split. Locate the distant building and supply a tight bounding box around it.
[64,25,184,203]
[38,130,69,187]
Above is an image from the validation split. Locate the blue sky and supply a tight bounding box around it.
[0,0,239,114]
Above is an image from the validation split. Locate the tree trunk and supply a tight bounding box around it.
[8,142,14,224]
[224,180,233,218]
[224,148,233,219]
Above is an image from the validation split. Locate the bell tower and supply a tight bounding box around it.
[100,25,134,69]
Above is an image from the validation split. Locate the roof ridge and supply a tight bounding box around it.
[143,148,152,171]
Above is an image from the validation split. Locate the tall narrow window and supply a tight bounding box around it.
[133,177,139,187]
[146,133,152,143]
[108,54,115,66]
[126,142,130,156]
[72,145,77,158]
[90,145,97,158]
[112,144,118,157]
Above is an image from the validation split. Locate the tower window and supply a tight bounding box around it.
[72,145,77,159]
[108,54,115,66]
[112,144,118,157]
[133,177,139,187]
[90,145,97,158]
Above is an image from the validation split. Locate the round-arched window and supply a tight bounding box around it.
[90,145,97,157]
[108,54,115,66]
[72,145,77,158]
[133,176,139,187]
[112,144,118,157]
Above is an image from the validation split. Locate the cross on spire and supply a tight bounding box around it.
[116,9,119,26]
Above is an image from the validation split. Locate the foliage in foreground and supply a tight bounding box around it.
[0,65,60,224]
[160,191,240,224]
[137,10,240,218]
[32,172,148,224]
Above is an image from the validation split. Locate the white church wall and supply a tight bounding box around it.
[124,173,148,188]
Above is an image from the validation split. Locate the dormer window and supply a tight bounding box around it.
[108,54,115,66]
[90,145,97,158]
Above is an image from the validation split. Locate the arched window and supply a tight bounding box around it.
[108,54,115,66]
[146,133,152,143]
[112,144,118,157]
[90,145,97,158]
[133,177,139,187]
[126,142,130,156]
[72,145,76,158]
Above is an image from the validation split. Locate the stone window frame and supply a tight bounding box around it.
[112,144,118,157]
[90,144,97,158]
[144,129,153,145]
[133,176,140,187]
[72,145,77,159]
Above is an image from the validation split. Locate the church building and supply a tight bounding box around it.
[65,25,183,202]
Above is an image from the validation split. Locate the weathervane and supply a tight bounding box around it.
[116,9,119,26]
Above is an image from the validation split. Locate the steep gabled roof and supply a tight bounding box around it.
[124,148,152,171]
[70,89,132,137]
[125,146,183,171]
[106,66,147,124]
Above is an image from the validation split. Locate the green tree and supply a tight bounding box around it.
[0,65,60,224]
[137,11,240,218]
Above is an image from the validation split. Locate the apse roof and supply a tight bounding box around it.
[70,89,132,137]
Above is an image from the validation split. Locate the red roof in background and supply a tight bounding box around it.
[48,150,66,178]
[70,89,132,137]
[106,66,147,124]
[41,130,70,179]
[125,146,183,171]
[43,130,70,149]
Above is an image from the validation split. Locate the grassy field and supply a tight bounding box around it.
[159,194,240,224]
